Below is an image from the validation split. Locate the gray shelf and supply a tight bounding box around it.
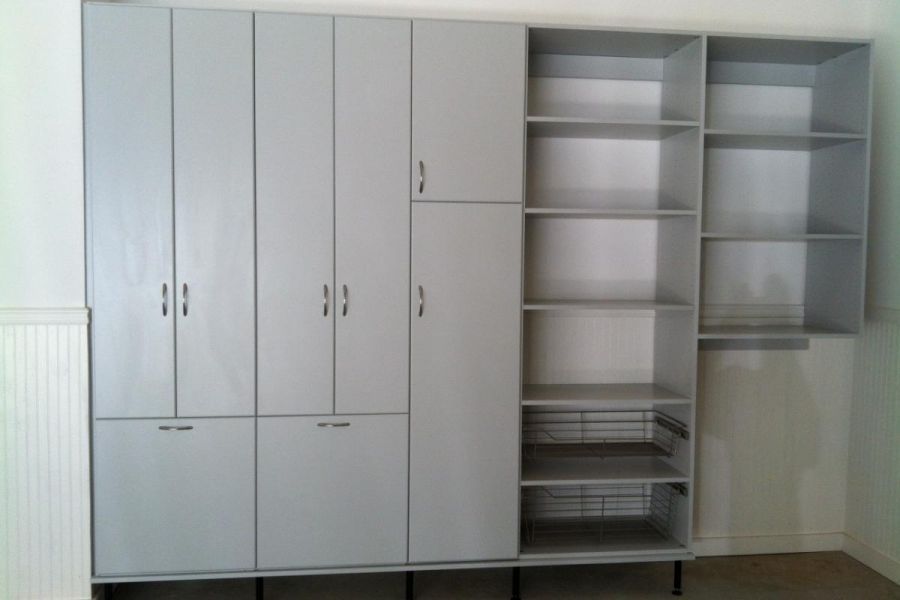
[529,117,699,140]
[522,384,691,407]
[705,129,866,151]
[522,457,689,486]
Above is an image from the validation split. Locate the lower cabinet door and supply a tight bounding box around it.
[93,418,255,575]
[257,415,408,569]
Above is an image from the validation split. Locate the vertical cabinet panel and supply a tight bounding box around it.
[409,203,523,563]
[93,419,256,575]
[256,14,334,416]
[257,415,408,568]
[335,18,411,414]
[84,5,174,418]
[412,21,526,203]
[173,10,255,417]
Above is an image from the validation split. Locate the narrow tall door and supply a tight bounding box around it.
[335,17,411,414]
[412,21,526,203]
[409,203,523,563]
[84,4,174,418]
[173,10,255,417]
[256,13,334,416]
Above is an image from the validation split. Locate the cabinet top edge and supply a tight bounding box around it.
[81,2,873,46]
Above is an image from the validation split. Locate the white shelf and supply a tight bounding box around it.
[705,129,866,151]
[521,457,689,486]
[520,522,685,559]
[522,383,691,407]
[524,300,693,312]
[528,116,698,140]
[527,207,696,219]
[702,232,862,241]
[698,324,856,340]
[526,191,694,213]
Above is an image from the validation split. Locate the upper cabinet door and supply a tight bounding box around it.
[409,203,522,563]
[84,5,175,419]
[335,17,410,414]
[412,20,526,203]
[173,10,255,417]
[256,14,334,416]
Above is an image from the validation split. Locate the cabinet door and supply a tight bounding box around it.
[257,415,408,568]
[84,5,174,418]
[256,14,334,416]
[409,203,522,563]
[93,418,255,575]
[335,18,410,414]
[412,21,526,203]
[173,10,255,417]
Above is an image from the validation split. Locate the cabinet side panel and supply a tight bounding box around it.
[256,14,334,416]
[84,5,175,418]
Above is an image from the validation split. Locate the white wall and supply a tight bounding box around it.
[0,0,85,308]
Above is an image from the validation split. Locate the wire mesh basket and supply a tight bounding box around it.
[521,483,684,546]
[522,409,689,459]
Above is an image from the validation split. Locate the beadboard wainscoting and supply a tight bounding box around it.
[0,309,91,600]
[845,311,900,584]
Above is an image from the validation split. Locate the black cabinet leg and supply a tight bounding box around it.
[256,577,264,600]
[511,566,521,600]
[104,583,116,600]
[406,571,414,600]
[672,560,683,596]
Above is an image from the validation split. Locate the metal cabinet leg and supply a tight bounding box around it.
[672,560,683,596]
[406,571,414,600]
[104,583,116,600]
[256,577,264,600]
[511,566,521,600]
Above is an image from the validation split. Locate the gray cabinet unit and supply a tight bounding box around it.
[335,17,411,414]
[256,13,334,416]
[84,5,174,419]
[410,203,523,563]
[412,20,526,203]
[93,418,255,575]
[173,10,255,417]
[257,415,408,569]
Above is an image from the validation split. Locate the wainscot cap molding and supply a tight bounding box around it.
[0,307,90,325]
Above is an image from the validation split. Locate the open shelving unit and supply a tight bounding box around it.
[701,35,871,339]
[521,27,701,562]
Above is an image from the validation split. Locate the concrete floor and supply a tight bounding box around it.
[107,552,900,599]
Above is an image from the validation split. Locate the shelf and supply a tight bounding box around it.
[524,300,693,312]
[698,325,856,340]
[526,190,694,213]
[528,117,698,140]
[521,457,689,486]
[522,384,691,407]
[527,207,696,219]
[520,519,685,559]
[702,232,862,241]
[705,129,866,151]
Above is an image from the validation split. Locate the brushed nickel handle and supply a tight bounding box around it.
[162,283,168,316]
[182,283,188,317]
[323,284,329,317]
[158,425,193,431]
[418,160,425,194]
[418,285,424,317]
[342,284,348,317]
[317,422,350,428]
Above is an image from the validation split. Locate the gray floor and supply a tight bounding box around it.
[107,552,900,599]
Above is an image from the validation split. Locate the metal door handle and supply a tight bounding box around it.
[158,425,193,431]
[342,284,348,317]
[323,284,329,317]
[418,285,424,317]
[418,160,425,194]
[162,283,168,316]
[317,422,350,428]
[182,283,188,316]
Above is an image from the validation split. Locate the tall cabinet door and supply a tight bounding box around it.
[256,14,334,416]
[84,5,174,419]
[335,17,410,414]
[409,203,522,563]
[173,10,255,417]
[412,21,526,203]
